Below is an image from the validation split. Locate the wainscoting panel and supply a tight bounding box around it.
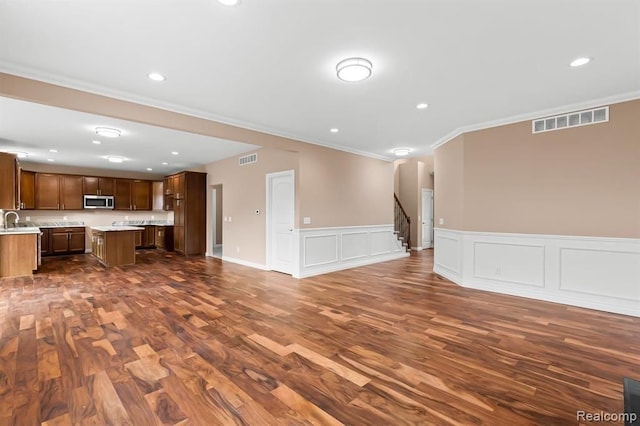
[434,228,640,317]
[295,225,408,278]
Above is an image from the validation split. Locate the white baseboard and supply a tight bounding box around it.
[221,256,267,271]
[294,224,408,278]
[434,228,640,317]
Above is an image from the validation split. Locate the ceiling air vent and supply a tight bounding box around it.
[239,153,257,166]
[532,106,608,134]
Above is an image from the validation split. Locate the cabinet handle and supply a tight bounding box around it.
[62,204,65,210]
[57,203,60,209]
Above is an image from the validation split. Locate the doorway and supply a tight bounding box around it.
[421,188,433,249]
[210,184,223,258]
[266,170,295,274]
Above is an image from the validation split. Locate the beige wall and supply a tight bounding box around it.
[434,100,640,238]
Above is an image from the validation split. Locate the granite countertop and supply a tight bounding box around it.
[18,221,86,228]
[112,220,174,226]
[92,226,145,232]
[0,227,42,235]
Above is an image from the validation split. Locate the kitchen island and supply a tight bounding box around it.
[91,226,143,267]
[0,227,40,278]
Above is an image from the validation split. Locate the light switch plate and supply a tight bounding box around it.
[439,218,444,225]
[303,217,311,225]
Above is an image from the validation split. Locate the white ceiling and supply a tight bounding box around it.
[0,0,639,168]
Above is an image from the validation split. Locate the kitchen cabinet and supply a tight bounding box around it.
[156,226,174,251]
[19,170,35,210]
[48,227,85,255]
[40,228,50,256]
[83,176,115,196]
[91,228,137,267]
[135,225,158,249]
[0,152,20,210]
[60,175,83,210]
[36,173,61,210]
[115,179,151,211]
[0,232,38,278]
[166,171,206,256]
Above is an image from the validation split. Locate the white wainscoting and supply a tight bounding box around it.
[294,225,409,278]
[434,228,640,317]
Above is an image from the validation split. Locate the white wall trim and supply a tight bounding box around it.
[294,224,409,279]
[430,91,640,150]
[434,228,640,317]
[221,256,268,271]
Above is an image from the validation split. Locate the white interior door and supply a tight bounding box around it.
[421,189,433,249]
[267,170,294,274]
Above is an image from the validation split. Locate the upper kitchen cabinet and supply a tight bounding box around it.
[83,176,114,196]
[19,170,35,210]
[0,152,20,210]
[35,173,61,210]
[114,179,151,211]
[35,173,84,210]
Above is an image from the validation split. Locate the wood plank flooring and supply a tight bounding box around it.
[1,249,639,425]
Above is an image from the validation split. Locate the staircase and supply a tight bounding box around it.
[394,193,411,252]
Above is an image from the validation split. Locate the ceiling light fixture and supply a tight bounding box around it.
[95,127,121,138]
[47,158,55,162]
[146,168,153,171]
[106,156,125,163]
[569,57,591,67]
[147,72,166,82]
[49,149,58,153]
[393,148,411,157]
[330,128,339,133]
[218,0,240,5]
[171,151,179,155]
[162,162,169,165]
[336,57,372,82]
[8,151,28,158]
[416,103,429,109]
[92,140,102,145]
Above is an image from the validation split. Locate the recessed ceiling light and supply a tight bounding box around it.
[162,162,169,165]
[569,57,591,67]
[393,148,412,157]
[106,156,125,163]
[146,168,153,171]
[330,128,339,133]
[171,151,179,155]
[416,103,429,109]
[95,127,121,138]
[218,0,240,5]
[92,140,102,145]
[147,72,166,82]
[49,149,58,153]
[336,57,372,82]
[47,158,55,162]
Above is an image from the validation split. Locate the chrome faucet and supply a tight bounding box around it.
[3,211,19,230]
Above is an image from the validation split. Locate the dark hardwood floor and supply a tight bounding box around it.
[0,249,638,425]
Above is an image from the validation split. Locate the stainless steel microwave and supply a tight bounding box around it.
[83,195,115,209]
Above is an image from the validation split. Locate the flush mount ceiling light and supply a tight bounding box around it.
[393,148,412,157]
[416,103,429,109]
[95,127,121,138]
[218,0,240,5]
[105,156,125,163]
[570,57,591,67]
[8,151,28,158]
[336,57,372,82]
[147,72,166,82]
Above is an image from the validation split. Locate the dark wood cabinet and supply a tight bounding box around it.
[44,227,85,256]
[35,174,61,210]
[60,175,83,210]
[83,177,115,196]
[114,179,132,210]
[135,225,158,249]
[155,226,174,251]
[20,170,35,210]
[0,153,19,210]
[166,171,205,256]
[132,180,151,211]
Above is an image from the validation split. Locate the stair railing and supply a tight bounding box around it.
[394,193,411,251]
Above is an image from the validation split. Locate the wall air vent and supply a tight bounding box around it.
[532,106,608,134]
[239,153,257,166]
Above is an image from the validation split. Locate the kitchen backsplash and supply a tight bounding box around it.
[16,209,174,228]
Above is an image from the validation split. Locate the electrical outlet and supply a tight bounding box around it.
[439,218,444,225]
[25,216,30,221]
[125,215,129,220]
[236,247,240,253]
[228,216,232,222]
[151,215,154,219]
[63,216,68,221]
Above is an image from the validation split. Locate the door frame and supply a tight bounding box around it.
[421,188,434,249]
[210,187,217,257]
[265,170,295,272]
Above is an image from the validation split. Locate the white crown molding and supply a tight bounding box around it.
[430,90,640,150]
[0,63,392,162]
